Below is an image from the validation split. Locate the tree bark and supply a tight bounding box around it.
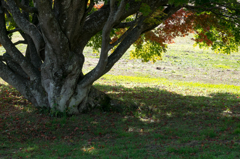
[0,0,181,115]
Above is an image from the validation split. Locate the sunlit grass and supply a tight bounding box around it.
[214,64,232,69]
[97,75,240,95]
[0,78,7,85]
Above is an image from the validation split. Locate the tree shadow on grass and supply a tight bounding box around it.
[94,83,240,118]
[1,83,240,158]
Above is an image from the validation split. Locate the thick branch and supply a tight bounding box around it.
[6,0,44,56]
[141,5,182,34]
[0,60,45,107]
[25,35,42,68]
[0,3,40,80]
[0,56,5,61]
[79,0,172,87]
[77,4,111,50]
[35,0,70,63]
[104,25,144,74]
[113,0,126,22]
[79,0,168,49]
[106,5,182,72]
[86,0,94,15]
[7,28,21,34]
[185,5,240,24]
[114,21,135,28]
[79,0,128,87]
[70,0,95,50]
[3,53,29,79]
[80,23,144,87]
[13,40,27,45]
[52,0,88,47]
[1,0,9,10]
[0,60,28,93]
[109,20,138,50]
[14,0,38,13]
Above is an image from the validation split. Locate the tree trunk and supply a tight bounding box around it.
[22,74,115,115]
[0,0,174,115]
[33,43,115,114]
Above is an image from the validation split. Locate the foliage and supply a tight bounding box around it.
[130,41,166,62]
[1,1,240,58]
[1,0,239,62]
[85,1,240,62]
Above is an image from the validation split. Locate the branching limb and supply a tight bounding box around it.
[35,0,70,63]
[86,0,94,14]
[81,3,180,85]
[25,34,42,68]
[185,5,240,24]
[80,0,127,87]
[6,0,44,56]
[80,0,173,87]
[110,13,143,50]
[1,0,9,10]
[112,0,126,22]
[81,0,95,25]
[1,0,12,19]
[13,40,27,45]
[71,0,95,49]
[0,2,40,80]
[0,60,42,106]
[7,28,21,34]
[104,25,144,74]
[0,56,6,61]
[0,60,28,91]
[14,0,38,13]
[141,5,182,34]
[3,53,29,79]
[114,21,135,28]
[109,20,138,50]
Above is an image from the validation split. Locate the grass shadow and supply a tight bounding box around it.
[95,83,240,118]
[1,82,240,158]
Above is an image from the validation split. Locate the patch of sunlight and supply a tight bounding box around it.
[0,78,7,85]
[90,121,98,125]
[14,105,34,112]
[82,146,97,154]
[126,126,156,135]
[223,108,232,114]
[22,146,38,152]
[221,108,240,117]
[214,64,232,69]
[139,118,156,123]
[128,127,134,132]
[166,112,172,117]
[107,91,121,94]
[100,75,240,94]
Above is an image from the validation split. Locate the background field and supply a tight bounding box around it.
[0,34,240,158]
[1,33,240,86]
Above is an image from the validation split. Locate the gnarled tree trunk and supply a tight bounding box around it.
[0,0,179,114]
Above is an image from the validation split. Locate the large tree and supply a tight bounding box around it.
[0,0,239,114]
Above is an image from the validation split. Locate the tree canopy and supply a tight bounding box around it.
[0,0,239,114]
[89,0,240,62]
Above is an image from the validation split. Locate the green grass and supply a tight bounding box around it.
[1,74,240,158]
[81,34,240,86]
[1,34,240,158]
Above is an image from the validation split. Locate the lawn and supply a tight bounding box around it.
[0,34,240,158]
